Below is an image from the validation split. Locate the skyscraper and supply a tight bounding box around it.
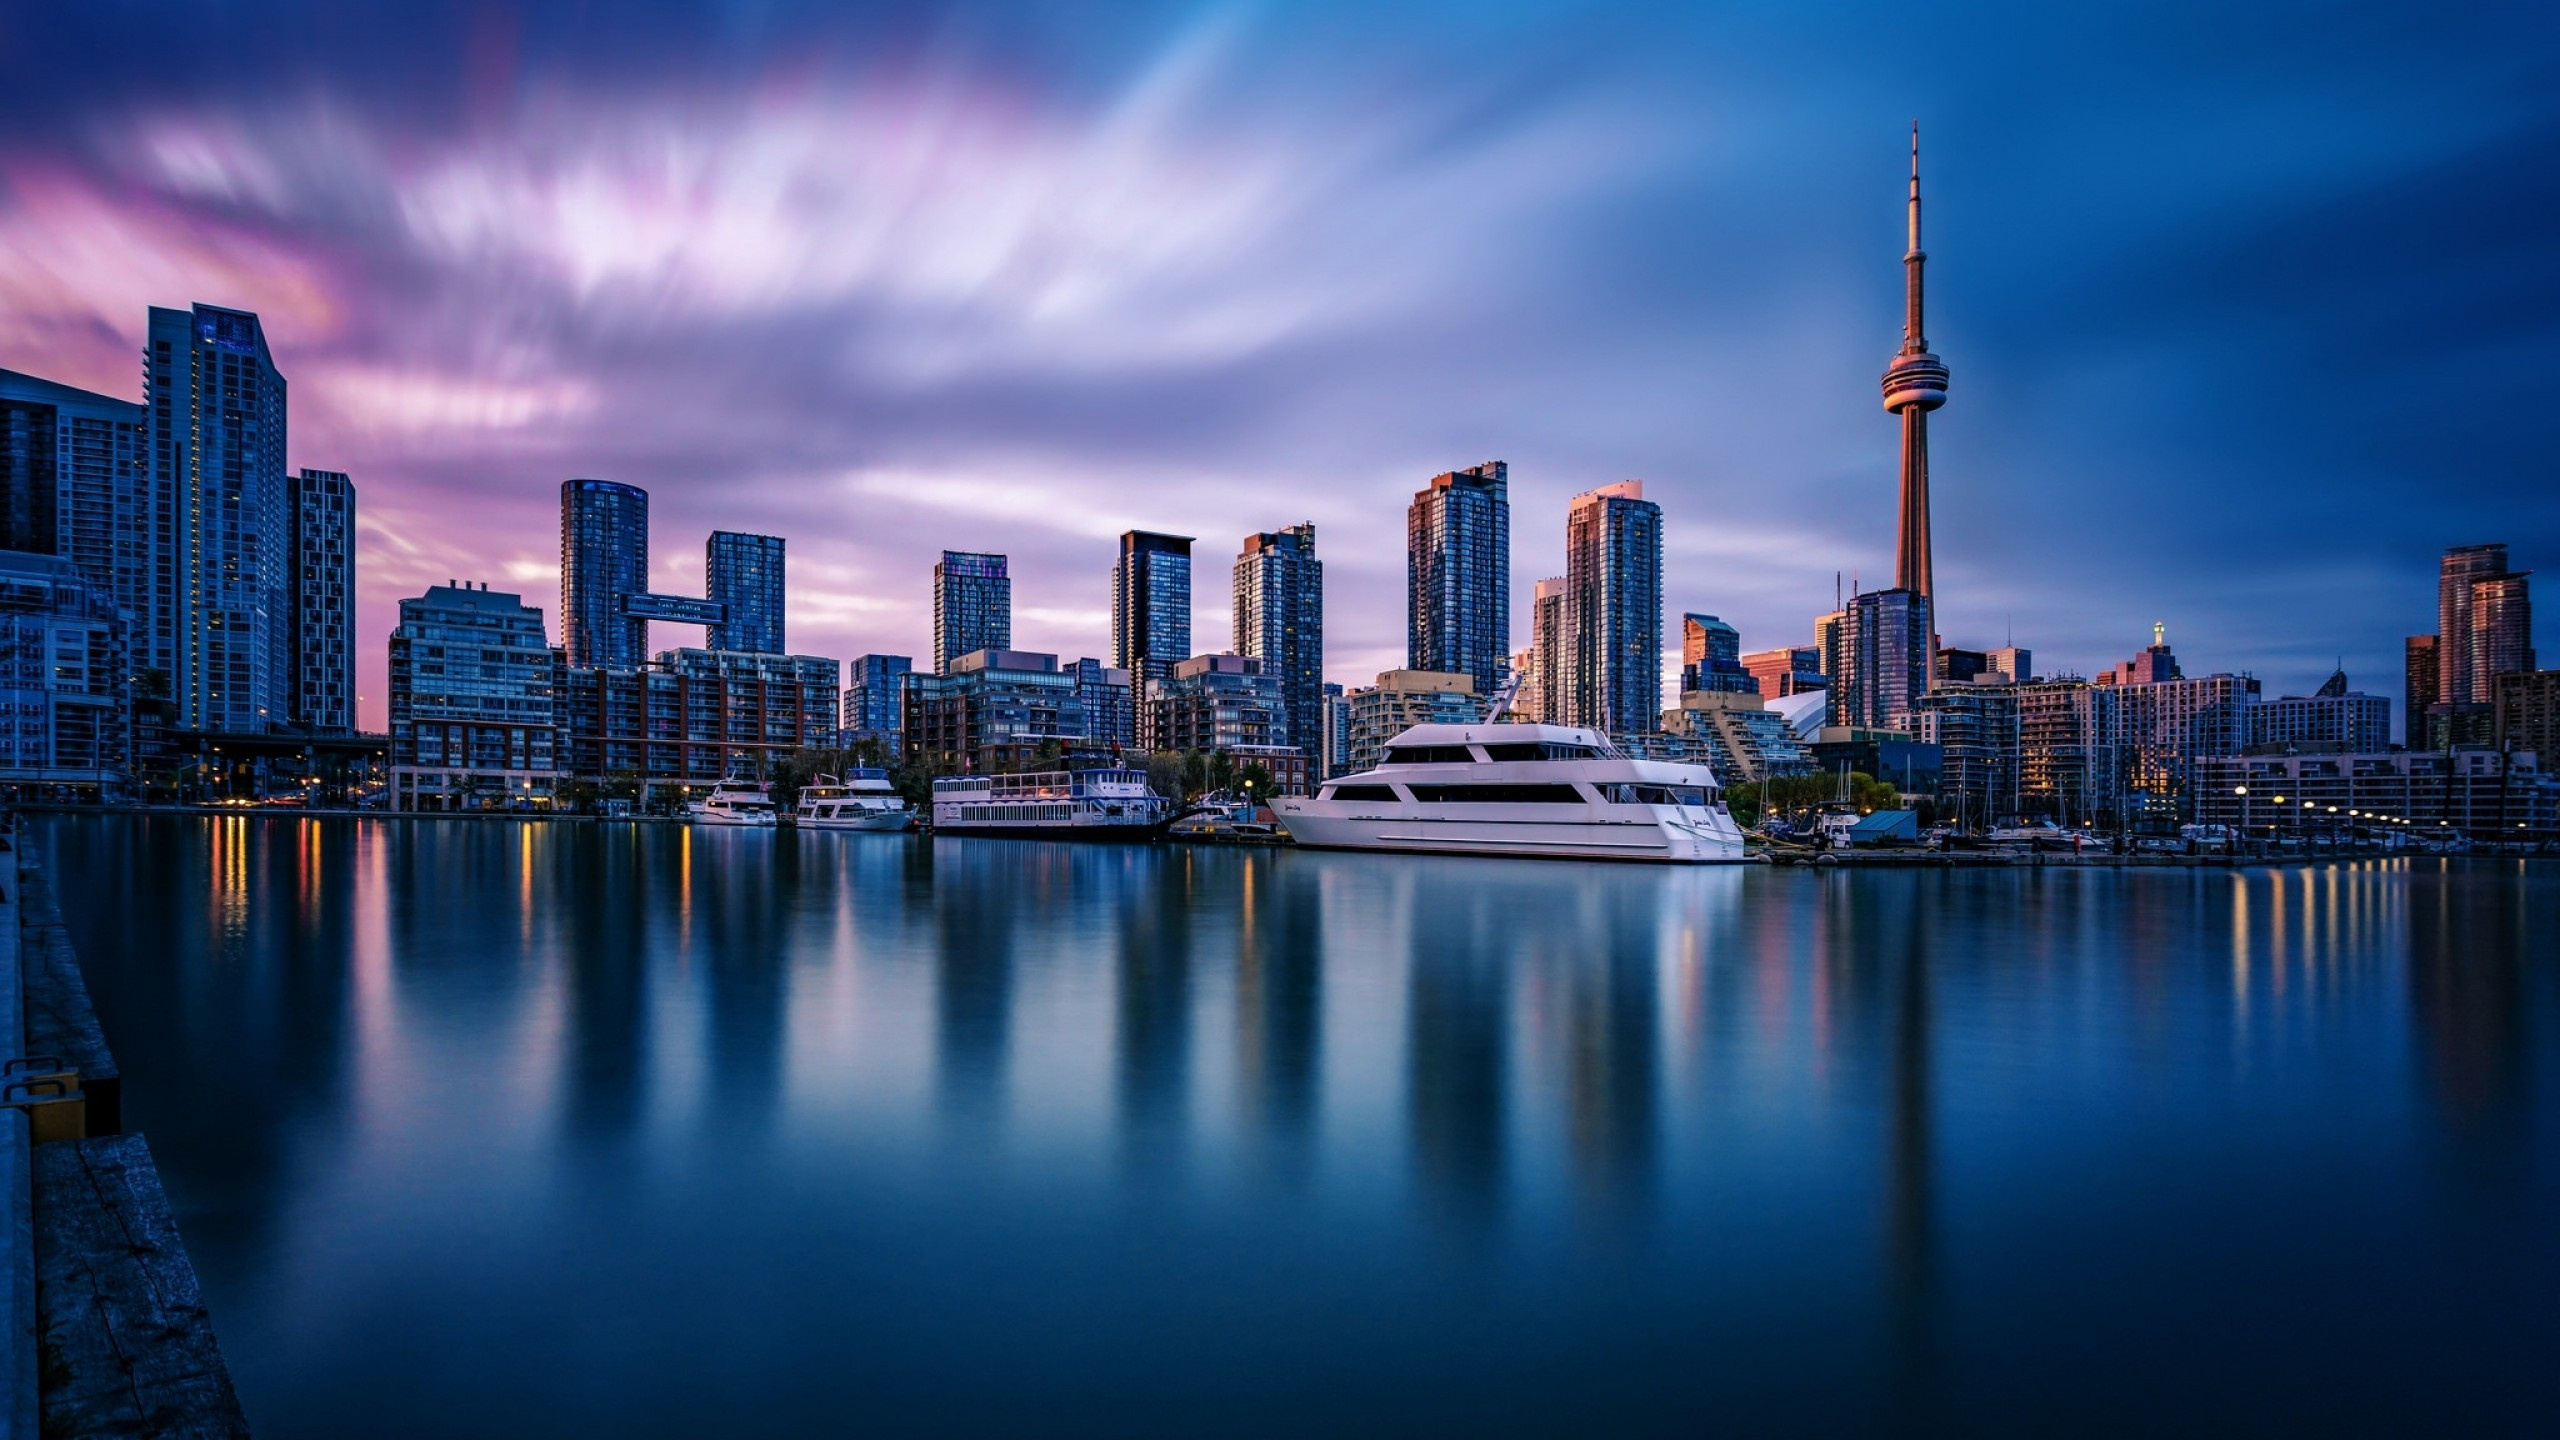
[1881,126,1950,629]
[1562,480,1663,735]
[289,468,355,732]
[2435,543,2508,704]
[933,550,1010,673]
[2403,635,2438,747]
[0,369,153,677]
[706,530,786,653]
[842,653,913,749]
[1527,576,1566,723]
[1828,588,1934,731]
[1407,461,1510,698]
[1680,613,1754,695]
[149,303,291,730]
[1233,524,1322,751]
[561,479,649,667]
[1113,530,1191,743]
[2468,570,2534,695]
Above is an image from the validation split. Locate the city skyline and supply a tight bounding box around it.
[3,4,2556,730]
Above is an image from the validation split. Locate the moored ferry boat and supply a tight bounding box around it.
[686,780,779,827]
[1273,723,1746,863]
[794,770,912,831]
[930,767,1174,840]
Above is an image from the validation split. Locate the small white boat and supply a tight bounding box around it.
[1273,722,1746,864]
[795,770,912,831]
[686,780,779,827]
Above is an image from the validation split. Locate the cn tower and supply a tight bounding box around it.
[1881,123,1949,607]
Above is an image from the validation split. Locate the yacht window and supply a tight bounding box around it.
[1480,742,1600,762]
[1406,784,1586,804]
[1325,784,1399,802]
[1604,783,1714,806]
[1383,745,1478,765]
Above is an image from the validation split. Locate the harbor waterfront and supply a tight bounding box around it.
[34,812,2559,1437]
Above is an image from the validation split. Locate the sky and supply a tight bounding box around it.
[3,0,2555,733]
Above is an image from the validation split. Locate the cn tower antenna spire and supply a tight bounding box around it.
[1882,121,1948,611]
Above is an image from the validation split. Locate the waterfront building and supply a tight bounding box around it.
[2191,749,2558,843]
[1742,646,1827,699]
[1910,682,2020,826]
[2110,672,2260,816]
[149,303,292,731]
[841,653,913,751]
[561,479,650,667]
[1936,646,2029,686]
[1113,530,1192,744]
[0,371,154,681]
[1526,576,1567,723]
[1319,681,1350,780]
[903,648,1084,773]
[1827,588,1933,731]
[2435,543,2511,705]
[387,582,560,812]
[1233,524,1323,752]
[1067,656,1136,751]
[1883,125,1951,619]
[2493,669,2560,762]
[1345,669,1485,775]
[1152,653,1286,755]
[706,530,785,654]
[2016,679,2122,823]
[1679,613,1756,696]
[1660,690,1813,785]
[933,551,1011,674]
[0,551,128,796]
[2249,682,2391,754]
[289,468,355,732]
[558,648,838,802]
[1225,743,1312,797]
[1407,462,1511,698]
[1562,480,1663,735]
[2405,635,2438,748]
[2425,702,2498,752]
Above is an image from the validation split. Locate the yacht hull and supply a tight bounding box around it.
[797,812,913,832]
[1277,805,1747,864]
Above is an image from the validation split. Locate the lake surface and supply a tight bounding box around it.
[34,813,2560,1437]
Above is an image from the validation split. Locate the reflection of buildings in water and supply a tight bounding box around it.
[1234,853,1322,1156]
[1405,864,1515,1221]
[1116,852,1195,1166]
[694,832,793,1131]
[2406,865,2533,1204]
[556,825,654,1145]
[932,844,1020,1127]
[1561,884,1660,1216]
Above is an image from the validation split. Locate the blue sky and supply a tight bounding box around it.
[3,1,2553,728]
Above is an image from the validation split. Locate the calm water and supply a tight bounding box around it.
[34,814,2560,1437]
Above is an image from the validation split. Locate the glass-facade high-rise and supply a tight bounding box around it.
[1407,462,1510,698]
[562,479,649,667]
[388,581,561,811]
[1829,588,1934,731]
[0,369,153,682]
[934,551,1010,674]
[1680,613,1754,696]
[0,551,128,791]
[706,530,785,654]
[149,303,290,731]
[1232,524,1321,751]
[842,653,914,750]
[290,468,356,732]
[1113,530,1191,746]
[1562,481,1662,735]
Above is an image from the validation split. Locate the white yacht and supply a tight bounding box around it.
[795,770,912,832]
[930,767,1174,840]
[1273,723,1747,864]
[685,780,779,827]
